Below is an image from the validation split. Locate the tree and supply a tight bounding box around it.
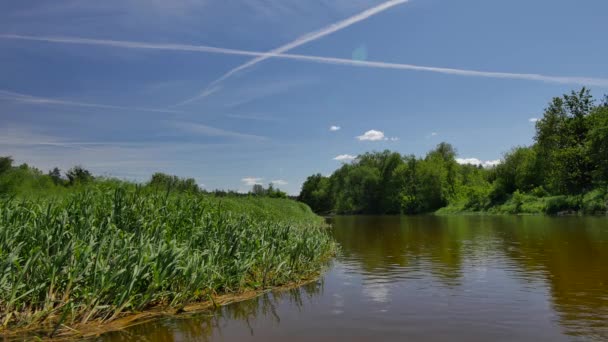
[393,155,421,213]
[48,167,63,185]
[0,156,13,174]
[251,184,265,196]
[534,88,595,194]
[493,147,539,195]
[298,89,607,214]
[149,172,199,192]
[299,174,332,213]
[587,105,608,185]
[66,166,93,186]
[266,183,288,198]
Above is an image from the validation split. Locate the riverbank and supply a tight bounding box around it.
[436,188,608,216]
[0,184,336,338]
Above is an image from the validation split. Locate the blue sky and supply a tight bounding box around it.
[1,0,608,194]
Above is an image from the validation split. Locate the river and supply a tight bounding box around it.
[99,215,608,341]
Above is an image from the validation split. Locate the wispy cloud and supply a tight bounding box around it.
[4,34,608,86]
[226,113,283,122]
[170,121,267,141]
[271,179,288,185]
[241,177,263,186]
[222,77,317,108]
[0,123,89,150]
[334,154,357,161]
[0,89,183,114]
[176,0,409,105]
[529,117,539,123]
[456,158,501,168]
[330,125,341,131]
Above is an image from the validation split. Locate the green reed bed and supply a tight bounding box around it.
[0,186,335,332]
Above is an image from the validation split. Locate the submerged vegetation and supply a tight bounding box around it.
[300,88,608,215]
[0,167,334,335]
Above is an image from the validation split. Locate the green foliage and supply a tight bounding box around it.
[0,185,334,330]
[494,147,540,194]
[581,188,607,215]
[300,88,607,216]
[462,185,492,211]
[250,183,288,199]
[0,164,63,197]
[587,106,608,184]
[66,166,94,186]
[300,144,480,214]
[544,196,581,215]
[47,167,64,185]
[0,157,12,175]
[149,172,199,193]
[298,174,332,213]
[534,88,597,194]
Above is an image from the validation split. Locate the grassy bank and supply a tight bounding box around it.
[436,188,608,216]
[0,184,335,337]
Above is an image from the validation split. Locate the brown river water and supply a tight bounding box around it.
[98,215,608,341]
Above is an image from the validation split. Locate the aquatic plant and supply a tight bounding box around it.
[0,185,334,333]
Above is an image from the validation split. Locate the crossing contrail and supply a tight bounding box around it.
[175,0,410,105]
[2,33,608,87]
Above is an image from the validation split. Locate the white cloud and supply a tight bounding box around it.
[483,160,501,167]
[356,130,398,141]
[241,177,263,186]
[456,158,501,168]
[330,125,341,131]
[6,34,608,87]
[357,129,386,141]
[431,132,438,136]
[333,154,357,161]
[176,0,410,105]
[457,158,480,165]
[271,179,288,186]
[529,117,539,123]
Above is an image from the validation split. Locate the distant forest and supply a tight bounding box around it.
[299,88,608,215]
[0,161,287,199]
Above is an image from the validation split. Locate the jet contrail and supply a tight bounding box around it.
[2,34,608,87]
[176,0,410,106]
[0,88,185,114]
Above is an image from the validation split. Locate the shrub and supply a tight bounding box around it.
[582,189,607,214]
[544,195,581,215]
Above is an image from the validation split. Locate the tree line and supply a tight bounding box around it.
[0,160,287,198]
[299,88,608,215]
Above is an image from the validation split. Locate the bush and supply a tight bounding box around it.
[463,185,492,211]
[581,189,607,214]
[530,186,549,198]
[544,196,581,215]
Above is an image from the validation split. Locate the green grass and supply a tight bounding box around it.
[437,188,607,216]
[0,184,335,333]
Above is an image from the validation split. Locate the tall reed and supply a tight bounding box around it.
[0,185,334,331]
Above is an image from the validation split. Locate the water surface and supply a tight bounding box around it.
[100,215,608,341]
